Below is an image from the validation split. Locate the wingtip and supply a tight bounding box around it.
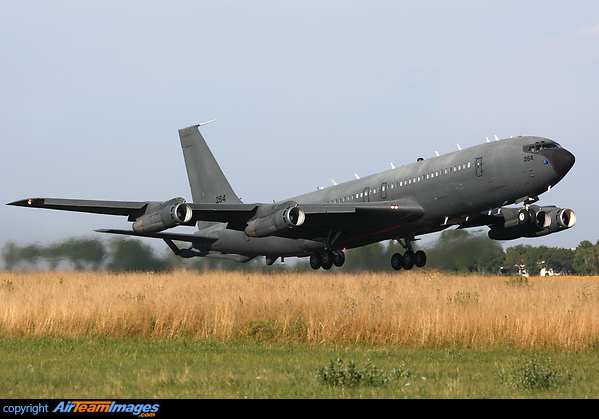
[7,198,42,207]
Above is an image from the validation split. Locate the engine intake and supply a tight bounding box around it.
[555,208,576,229]
[244,204,305,238]
[132,198,193,233]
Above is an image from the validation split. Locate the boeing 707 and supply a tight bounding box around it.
[8,123,576,270]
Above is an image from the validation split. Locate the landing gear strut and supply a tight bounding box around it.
[391,237,427,271]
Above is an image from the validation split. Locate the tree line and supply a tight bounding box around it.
[1,230,598,275]
[1,238,171,273]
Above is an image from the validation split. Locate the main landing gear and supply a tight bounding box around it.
[391,236,427,271]
[310,250,345,270]
[391,250,426,271]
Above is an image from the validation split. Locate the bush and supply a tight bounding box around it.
[499,357,572,391]
[316,358,413,387]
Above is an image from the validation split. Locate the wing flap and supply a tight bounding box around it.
[187,203,259,230]
[187,203,259,222]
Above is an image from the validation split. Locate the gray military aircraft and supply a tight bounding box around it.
[8,123,576,270]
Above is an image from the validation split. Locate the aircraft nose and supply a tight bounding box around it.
[550,148,575,177]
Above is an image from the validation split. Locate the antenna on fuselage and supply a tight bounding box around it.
[495,135,500,141]
[388,163,395,169]
[435,151,440,157]
[330,179,337,185]
[486,137,491,143]
[198,119,217,126]
[457,144,462,150]
[354,173,360,179]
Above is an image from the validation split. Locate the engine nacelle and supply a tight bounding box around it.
[553,208,577,229]
[244,205,305,238]
[488,205,576,240]
[132,198,193,233]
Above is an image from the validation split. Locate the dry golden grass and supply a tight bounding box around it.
[1,270,599,350]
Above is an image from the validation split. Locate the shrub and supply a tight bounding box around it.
[499,357,572,391]
[316,358,413,387]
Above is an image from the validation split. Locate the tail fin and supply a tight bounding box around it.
[179,124,242,228]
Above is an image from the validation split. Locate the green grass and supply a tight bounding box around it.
[1,337,598,398]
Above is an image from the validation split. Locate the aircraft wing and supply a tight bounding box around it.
[186,198,424,233]
[8,197,424,242]
[7,197,259,224]
[285,198,425,240]
[7,198,150,220]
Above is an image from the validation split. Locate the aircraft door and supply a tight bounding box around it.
[475,158,483,177]
[381,182,387,199]
[363,187,369,202]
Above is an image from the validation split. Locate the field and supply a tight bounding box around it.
[1,270,599,398]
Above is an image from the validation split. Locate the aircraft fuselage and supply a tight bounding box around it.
[204,136,574,258]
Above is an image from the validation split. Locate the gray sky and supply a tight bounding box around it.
[2,1,598,252]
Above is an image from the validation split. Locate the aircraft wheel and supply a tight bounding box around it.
[391,253,403,271]
[415,250,427,268]
[333,250,346,267]
[310,253,322,270]
[321,251,334,270]
[403,250,415,270]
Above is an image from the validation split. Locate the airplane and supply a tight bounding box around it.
[8,123,576,271]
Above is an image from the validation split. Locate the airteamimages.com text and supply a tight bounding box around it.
[2,401,161,416]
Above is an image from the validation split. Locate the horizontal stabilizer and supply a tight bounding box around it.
[94,228,218,244]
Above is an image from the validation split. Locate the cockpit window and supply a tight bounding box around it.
[523,141,562,153]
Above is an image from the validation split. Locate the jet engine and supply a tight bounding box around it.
[132,197,193,233]
[488,205,576,240]
[244,202,305,238]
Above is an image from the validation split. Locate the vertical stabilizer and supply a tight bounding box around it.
[179,125,242,228]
